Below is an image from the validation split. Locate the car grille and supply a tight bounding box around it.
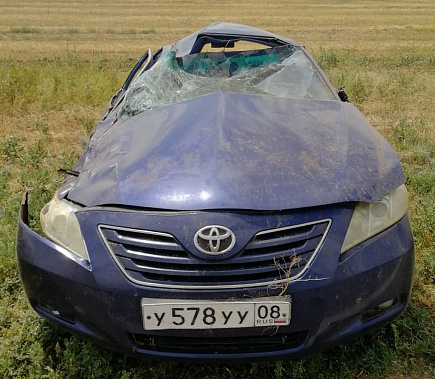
[130,331,308,354]
[98,219,330,289]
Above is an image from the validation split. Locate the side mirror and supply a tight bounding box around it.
[338,87,349,102]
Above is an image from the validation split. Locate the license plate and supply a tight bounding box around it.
[141,297,291,330]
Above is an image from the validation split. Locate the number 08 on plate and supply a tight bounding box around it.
[141,297,291,331]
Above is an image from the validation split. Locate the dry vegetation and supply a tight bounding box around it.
[0,0,434,378]
[1,0,434,57]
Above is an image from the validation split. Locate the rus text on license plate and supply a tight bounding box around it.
[141,297,291,331]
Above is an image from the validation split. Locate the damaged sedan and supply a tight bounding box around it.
[17,22,414,361]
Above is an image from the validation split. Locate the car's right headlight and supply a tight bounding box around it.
[341,184,409,254]
[40,196,89,261]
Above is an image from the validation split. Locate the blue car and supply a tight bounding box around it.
[17,22,414,362]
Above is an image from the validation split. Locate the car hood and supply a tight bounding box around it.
[67,91,404,210]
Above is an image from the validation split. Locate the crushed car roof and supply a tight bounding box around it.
[65,23,405,211]
[173,22,299,57]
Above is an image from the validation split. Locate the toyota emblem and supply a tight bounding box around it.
[194,225,236,255]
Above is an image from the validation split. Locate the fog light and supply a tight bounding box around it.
[36,302,77,324]
[361,298,398,322]
[378,299,395,310]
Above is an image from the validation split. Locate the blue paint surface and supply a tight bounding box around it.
[68,91,404,210]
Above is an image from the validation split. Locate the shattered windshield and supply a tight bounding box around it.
[119,45,336,118]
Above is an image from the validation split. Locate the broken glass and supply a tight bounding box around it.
[119,45,336,118]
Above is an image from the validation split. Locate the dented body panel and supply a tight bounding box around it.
[68,92,404,210]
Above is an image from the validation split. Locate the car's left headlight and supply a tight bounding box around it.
[341,184,409,254]
[40,196,89,261]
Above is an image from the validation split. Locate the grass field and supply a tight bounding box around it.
[0,0,434,377]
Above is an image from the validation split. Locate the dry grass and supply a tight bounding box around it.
[0,0,434,58]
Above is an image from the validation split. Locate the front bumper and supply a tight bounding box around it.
[16,198,414,362]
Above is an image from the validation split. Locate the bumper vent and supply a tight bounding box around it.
[99,219,330,290]
[130,331,308,354]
